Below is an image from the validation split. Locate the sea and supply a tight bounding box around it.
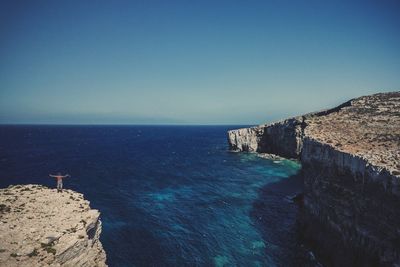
[0,125,314,267]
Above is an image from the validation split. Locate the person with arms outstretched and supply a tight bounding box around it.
[49,173,70,192]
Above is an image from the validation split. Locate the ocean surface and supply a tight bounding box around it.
[0,125,312,266]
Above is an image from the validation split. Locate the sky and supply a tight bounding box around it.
[0,0,399,125]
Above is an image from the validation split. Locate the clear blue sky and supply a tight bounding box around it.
[1,0,399,124]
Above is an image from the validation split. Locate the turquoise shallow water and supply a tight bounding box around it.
[0,125,310,266]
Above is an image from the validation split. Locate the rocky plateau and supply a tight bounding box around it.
[0,184,107,267]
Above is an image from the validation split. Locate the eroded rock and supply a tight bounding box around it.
[0,184,107,267]
[227,91,400,266]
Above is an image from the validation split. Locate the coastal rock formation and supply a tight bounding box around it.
[0,184,107,267]
[228,117,304,158]
[227,92,400,266]
[227,98,353,158]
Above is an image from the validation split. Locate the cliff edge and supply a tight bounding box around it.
[0,184,107,267]
[228,92,400,266]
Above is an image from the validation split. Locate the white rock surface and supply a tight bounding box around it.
[227,126,264,152]
[0,184,107,267]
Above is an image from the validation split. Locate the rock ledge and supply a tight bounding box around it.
[0,184,107,267]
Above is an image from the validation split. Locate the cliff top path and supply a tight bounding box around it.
[0,184,107,267]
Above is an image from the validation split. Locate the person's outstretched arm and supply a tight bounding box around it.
[64,174,71,178]
[49,174,56,177]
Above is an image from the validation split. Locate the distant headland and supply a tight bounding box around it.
[228,92,400,266]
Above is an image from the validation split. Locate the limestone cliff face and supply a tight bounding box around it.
[0,184,107,267]
[227,126,264,152]
[227,92,400,266]
[228,117,304,158]
[301,137,400,266]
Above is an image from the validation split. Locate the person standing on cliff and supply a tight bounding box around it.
[49,173,70,192]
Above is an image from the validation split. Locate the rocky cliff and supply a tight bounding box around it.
[228,92,400,266]
[0,184,107,267]
[227,117,305,158]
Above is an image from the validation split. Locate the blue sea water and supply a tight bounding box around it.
[0,125,311,266]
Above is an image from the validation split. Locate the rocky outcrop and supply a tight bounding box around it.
[228,117,305,158]
[228,126,264,152]
[0,184,107,267]
[227,98,353,159]
[227,92,400,266]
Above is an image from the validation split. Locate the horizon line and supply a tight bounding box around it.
[0,123,255,126]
